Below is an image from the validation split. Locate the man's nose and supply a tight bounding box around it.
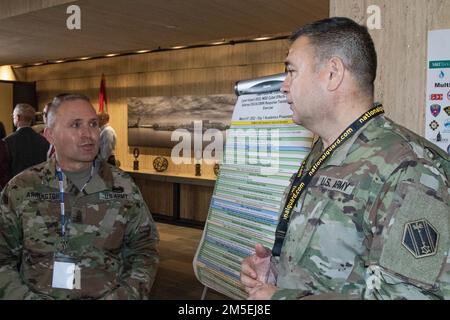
[280,79,289,94]
[81,125,95,138]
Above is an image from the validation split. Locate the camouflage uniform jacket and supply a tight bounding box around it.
[272,115,449,300]
[0,158,159,299]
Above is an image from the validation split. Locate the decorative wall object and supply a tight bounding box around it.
[213,163,220,176]
[127,95,236,149]
[132,147,140,170]
[153,156,169,172]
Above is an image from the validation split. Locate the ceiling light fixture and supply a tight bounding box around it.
[136,50,151,54]
[171,46,187,50]
[253,36,272,41]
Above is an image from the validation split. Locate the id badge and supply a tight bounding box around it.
[52,253,81,290]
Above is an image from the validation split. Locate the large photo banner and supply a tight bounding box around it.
[193,74,314,299]
[425,28,450,154]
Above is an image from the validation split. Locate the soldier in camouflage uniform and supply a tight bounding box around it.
[0,93,159,299]
[240,17,450,299]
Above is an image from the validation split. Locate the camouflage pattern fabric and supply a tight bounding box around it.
[271,115,449,300]
[0,158,159,299]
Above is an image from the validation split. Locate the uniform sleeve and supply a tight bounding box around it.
[113,182,159,299]
[363,157,450,300]
[271,157,449,300]
[0,185,50,299]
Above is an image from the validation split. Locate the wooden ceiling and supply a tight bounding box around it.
[0,0,329,66]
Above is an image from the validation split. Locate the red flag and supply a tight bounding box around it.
[99,73,107,113]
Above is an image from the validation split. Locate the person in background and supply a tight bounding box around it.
[0,93,159,299]
[0,139,10,189]
[97,112,117,166]
[240,17,449,300]
[31,112,45,134]
[0,121,6,139]
[0,121,9,188]
[42,101,55,158]
[4,103,49,178]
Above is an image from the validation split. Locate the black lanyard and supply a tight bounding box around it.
[272,104,384,256]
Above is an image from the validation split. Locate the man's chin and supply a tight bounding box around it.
[77,155,97,163]
[292,116,303,126]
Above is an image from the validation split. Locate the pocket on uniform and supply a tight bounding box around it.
[21,200,60,252]
[84,201,127,250]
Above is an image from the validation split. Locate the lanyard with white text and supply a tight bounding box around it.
[55,167,66,237]
[55,163,95,237]
[272,104,384,256]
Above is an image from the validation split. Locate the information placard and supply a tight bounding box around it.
[193,74,314,299]
[425,29,450,154]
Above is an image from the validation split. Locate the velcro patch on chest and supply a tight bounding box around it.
[315,176,355,195]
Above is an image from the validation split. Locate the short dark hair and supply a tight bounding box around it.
[291,17,377,95]
[47,93,92,128]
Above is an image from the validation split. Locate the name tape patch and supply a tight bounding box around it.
[316,176,355,195]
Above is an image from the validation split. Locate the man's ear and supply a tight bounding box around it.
[325,56,345,91]
[44,127,54,144]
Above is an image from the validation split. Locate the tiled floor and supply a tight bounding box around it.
[149,222,229,300]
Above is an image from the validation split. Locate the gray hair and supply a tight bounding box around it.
[14,103,36,125]
[46,93,92,128]
[290,17,377,95]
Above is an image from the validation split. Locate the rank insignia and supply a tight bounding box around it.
[402,219,439,258]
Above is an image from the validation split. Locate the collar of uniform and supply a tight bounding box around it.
[82,159,114,194]
[42,158,114,194]
[319,115,381,167]
[43,157,59,190]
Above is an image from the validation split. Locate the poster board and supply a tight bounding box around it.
[193,73,314,299]
[425,28,450,154]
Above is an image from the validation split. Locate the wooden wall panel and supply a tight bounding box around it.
[16,40,288,174]
[331,0,450,136]
[179,184,214,222]
[133,177,173,217]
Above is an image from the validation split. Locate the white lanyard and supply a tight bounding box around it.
[55,163,95,236]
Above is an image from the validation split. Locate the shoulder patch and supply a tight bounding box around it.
[402,219,439,259]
